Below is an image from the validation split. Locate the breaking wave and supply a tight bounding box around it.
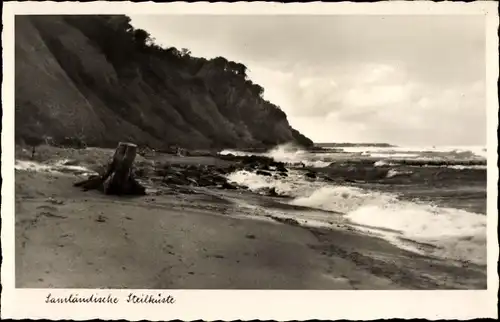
[338,145,487,160]
[220,143,332,167]
[220,143,487,170]
[226,168,486,266]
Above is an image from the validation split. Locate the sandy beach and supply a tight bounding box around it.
[15,146,487,290]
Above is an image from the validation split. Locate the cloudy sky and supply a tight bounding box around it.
[130,15,486,146]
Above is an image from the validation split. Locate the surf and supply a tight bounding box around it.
[224,143,487,266]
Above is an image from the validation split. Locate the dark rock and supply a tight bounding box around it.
[260,164,271,171]
[256,170,272,177]
[275,164,288,173]
[261,187,279,197]
[74,175,103,191]
[212,175,228,185]
[323,175,335,182]
[214,167,228,175]
[127,177,147,195]
[95,215,106,223]
[247,162,259,169]
[197,176,214,187]
[226,165,238,173]
[305,171,317,179]
[163,175,190,186]
[222,182,238,190]
[269,216,300,226]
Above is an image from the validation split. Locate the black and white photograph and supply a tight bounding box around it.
[2,1,498,320]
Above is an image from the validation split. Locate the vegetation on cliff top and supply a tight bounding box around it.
[15,15,313,149]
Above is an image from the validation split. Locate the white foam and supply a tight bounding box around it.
[303,160,331,168]
[346,203,486,265]
[15,160,53,172]
[448,165,487,170]
[386,169,413,178]
[15,159,97,176]
[226,169,311,196]
[373,160,399,167]
[290,185,395,213]
[265,143,309,164]
[220,144,333,168]
[374,160,388,167]
[218,149,252,157]
[340,145,487,160]
[368,152,420,159]
[54,159,97,173]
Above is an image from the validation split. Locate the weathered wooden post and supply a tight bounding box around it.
[102,142,137,194]
[74,142,145,195]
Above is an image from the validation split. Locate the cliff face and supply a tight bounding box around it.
[15,15,313,149]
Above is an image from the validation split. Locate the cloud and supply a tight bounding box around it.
[130,14,486,145]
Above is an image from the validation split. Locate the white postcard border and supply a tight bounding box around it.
[2,1,498,320]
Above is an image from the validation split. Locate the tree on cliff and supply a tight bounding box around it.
[181,48,192,57]
[227,61,248,78]
[133,28,153,48]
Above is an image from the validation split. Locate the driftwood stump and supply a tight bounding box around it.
[74,142,146,195]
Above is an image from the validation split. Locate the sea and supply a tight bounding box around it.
[220,143,488,266]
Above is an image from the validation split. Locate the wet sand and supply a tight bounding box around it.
[15,166,486,290]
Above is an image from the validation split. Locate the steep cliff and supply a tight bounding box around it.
[15,15,313,149]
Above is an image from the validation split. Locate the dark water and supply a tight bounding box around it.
[309,160,487,215]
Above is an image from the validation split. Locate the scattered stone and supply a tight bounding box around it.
[221,182,237,190]
[40,211,67,219]
[261,187,279,197]
[96,215,107,223]
[275,163,288,173]
[256,170,272,177]
[245,234,256,239]
[46,197,64,205]
[260,164,271,171]
[305,171,317,179]
[268,215,300,226]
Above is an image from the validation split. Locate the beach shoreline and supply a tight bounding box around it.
[14,145,487,289]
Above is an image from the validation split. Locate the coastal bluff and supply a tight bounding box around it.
[15,15,313,150]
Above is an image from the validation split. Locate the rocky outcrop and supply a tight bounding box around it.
[15,15,313,150]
